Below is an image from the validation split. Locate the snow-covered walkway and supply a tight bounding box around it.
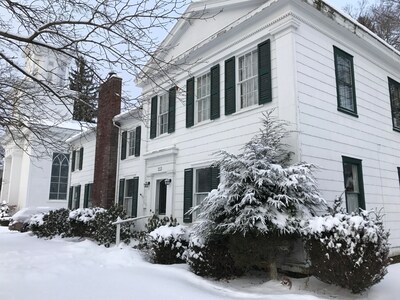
[0,226,398,300]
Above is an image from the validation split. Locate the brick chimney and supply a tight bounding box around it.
[92,75,122,208]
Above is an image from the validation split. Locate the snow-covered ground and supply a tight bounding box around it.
[0,226,398,300]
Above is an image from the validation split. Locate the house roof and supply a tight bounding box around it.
[137,0,400,86]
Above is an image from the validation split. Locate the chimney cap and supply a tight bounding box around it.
[108,71,117,78]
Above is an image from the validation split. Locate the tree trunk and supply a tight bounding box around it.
[268,260,278,280]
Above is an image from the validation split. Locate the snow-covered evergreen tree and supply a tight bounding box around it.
[69,56,97,122]
[193,110,327,239]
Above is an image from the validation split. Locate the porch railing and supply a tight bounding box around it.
[112,215,152,245]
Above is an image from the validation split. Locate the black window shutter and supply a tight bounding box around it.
[210,166,220,190]
[210,64,220,120]
[397,167,400,185]
[132,177,139,217]
[183,168,193,223]
[121,131,127,160]
[118,179,125,206]
[225,57,236,115]
[83,184,89,208]
[68,187,73,209]
[71,150,76,172]
[168,87,176,133]
[258,39,272,104]
[135,126,141,157]
[186,77,195,127]
[75,185,81,209]
[79,148,84,170]
[150,96,158,139]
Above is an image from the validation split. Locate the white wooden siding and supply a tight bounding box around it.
[294,18,400,249]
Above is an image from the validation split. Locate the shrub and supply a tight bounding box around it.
[185,235,241,279]
[88,205,134,247]
[149,225,188,264]
[145,214,178,233]
[303,199,390,293]
[30,208,70,238]
[68,208,105,237]
[0,201,11,226]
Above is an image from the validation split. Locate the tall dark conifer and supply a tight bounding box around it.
[69,57,97,122]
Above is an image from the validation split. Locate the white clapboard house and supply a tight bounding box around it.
[68,0,400,254]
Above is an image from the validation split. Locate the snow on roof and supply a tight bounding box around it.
[318,0,400,58]
[113,107,142,123]
[66,126,96,144]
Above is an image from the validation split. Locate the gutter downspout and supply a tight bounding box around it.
[113,120,122,205]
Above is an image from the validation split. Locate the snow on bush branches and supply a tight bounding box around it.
[149,225,189,264]
[303,196,390,293]
[193,111,327,238]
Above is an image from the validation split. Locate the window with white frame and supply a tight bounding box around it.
[193,168,211,219]
[124,179,134,216]
[74,151,80,170]
[128,131,136,156]
[196,73,211,123]
[49,153,69,200]
[158,93,169,135]
[238,50,259,109]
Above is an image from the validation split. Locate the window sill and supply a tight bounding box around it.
[393,127,400,133]
[48,199,67,202]
[337,107,358,118]
[230,103,264,117]
[151,132,170,141]
[191,119,214,129]
[124,155,140,161]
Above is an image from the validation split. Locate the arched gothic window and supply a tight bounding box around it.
[49,153,69,200]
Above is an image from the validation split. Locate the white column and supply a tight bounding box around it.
[271,17,301,162]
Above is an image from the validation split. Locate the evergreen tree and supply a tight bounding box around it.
[69,57,97,122]
[193,110,327,238]
[189,111,327,280]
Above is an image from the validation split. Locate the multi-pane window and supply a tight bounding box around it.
[119,178,138,217]
[238,50,259,109]
[343,157,365,213]
[193,168,212,219]
[121,127,141,160]
[124,179,134,216]
[84,183,93,208]
[389,78,400,131]
[49,153,69,200]
[158,93,169,135]
[73,185,81,209]
[195,168,211,205]
[196,73,211,123]
[72,148,83,172]
[334,47,357,115]
[128,131,136,156]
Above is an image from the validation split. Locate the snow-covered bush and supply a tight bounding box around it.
[0,201,11,226]
[185,235,241,279]
[29,206,133,246]
[30,208,70,238]
[149,225,189,264]
[192,111,326,278]
[8,207,53,232]
[303,197,390,293]
[68,208,105,237]
[88,205,134,247]
[145,214,178,233]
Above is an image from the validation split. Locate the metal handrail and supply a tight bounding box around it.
[112,215,152,245]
